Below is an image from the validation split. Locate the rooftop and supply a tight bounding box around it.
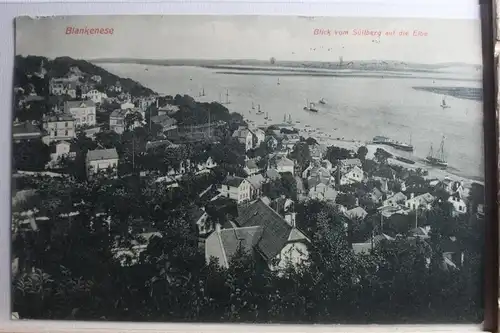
[86,148,118,161]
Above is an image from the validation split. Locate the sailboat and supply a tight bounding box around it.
[440,96,450,109]
[283,114,287,123]
[264,112,269,120]
[425,136,448,168]
[304,99,318,112]
[287,114,293,124]
[223,89,231,104]
[199,87,205,97]
[319,98,326,105]
[277,78,281,86]
[256,104,264,115]
[251,101,255,110]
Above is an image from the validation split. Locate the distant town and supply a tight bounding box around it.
[11,55,485,323]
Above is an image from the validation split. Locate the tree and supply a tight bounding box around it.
[13,139,51,171]
[290,142,311,172]
[356,146,368,161]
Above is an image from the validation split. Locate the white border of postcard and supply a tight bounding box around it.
[0,0,486,332]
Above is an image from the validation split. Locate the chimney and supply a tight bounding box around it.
[215,223,221,233]
[410,193,414,199]
[355,198,359,206]
[285,212,296,227]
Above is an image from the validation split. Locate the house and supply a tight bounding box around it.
[438,178,466,198]
[12,121,42,143]
[306,167,333,189]
[206,199,309,272]
[265,168,281,181]
[339,158,362,173]
[90,75,102,83]
[308,183,338,202]
[339,165,364,185]
[244,159,260,176]
[86,148,119,178]
[49,78,78,98]
[447,195,467,215]
[268,156,295,176]
[195,157,218,175]
[410,226,431,239]
[405,193,435,211]
[383,192,408,207]
[47,141,77,168]
[150,114,178,130]
[378,205,409,218]
[246,174,266,199]
[266,136,279,150]
[365,187,384,204]
[157,104,180,116]
[154,175,179,189]
[42,114,75,144]
[252,128,266,147]
[110,108,143,134]
[189,207,211,237]
[352,233,395,255]
[139,96,157,111]
[82,89,108,104]
[345,206,368,220]
[64,100,96,127]
[82,126,102,140]
[145,139,179,151]
[232,126,255,151]
[309,143,327,161]
[113,231,161,266]
[120,101,135,110]
[219,175,252,203]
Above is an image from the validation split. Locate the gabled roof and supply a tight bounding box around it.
[208,226,264,266]
[345,207,368,220]
[339,158,362,167]
[409,192,435,205]
[386,192,407,202]
[222,175,246,188]
[370,188,383,200]
[146,139,175,150]
[265,168,281,180]
[65,100,95,109]
[12,121,41,136]
[236,199,306,261]
[86,148,118,161]
[110,109,128,118]
[247,174,265,190]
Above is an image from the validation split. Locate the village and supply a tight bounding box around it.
[10,56,485,322]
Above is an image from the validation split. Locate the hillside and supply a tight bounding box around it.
[14,55,156,97]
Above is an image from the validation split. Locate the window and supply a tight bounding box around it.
[65,130,69,136]
[65,122,68,127]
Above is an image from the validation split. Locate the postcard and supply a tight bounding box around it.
[11,15,486,324]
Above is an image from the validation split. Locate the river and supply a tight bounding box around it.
[97,63,485,181]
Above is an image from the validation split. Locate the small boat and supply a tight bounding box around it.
[264,112,269,120]
[199,88,206,97]
[145,68,149,71]
[277,78,281,86]
[319,98,326,104]
[251,101,255,110]
[256,104,264,115]
[425,136,448,168]
[440,96,450,109]
[287,114,293,124]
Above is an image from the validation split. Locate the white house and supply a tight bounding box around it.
[447,195,467,215]
[244,159,260,176]
[49,78,78,98]
[205,199,309,272]
[47,141,76,168]
[339,158,362,173]
[86,148,119,178]
[308,183,338,202]
[64,100,96,127]
[383,192,408,207]
[82,90,108,104]
[219,175,252,203]
[196,157,218,175]
[405,193,435,211]
[339,165,364,185]
[269,156,295,175]
[232,126,255,151]
[42,114,75,144]
[246,174,266,200]
[120,101,135,110]
[252,128,266,147]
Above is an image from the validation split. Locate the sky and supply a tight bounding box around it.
[15,15,482,64]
